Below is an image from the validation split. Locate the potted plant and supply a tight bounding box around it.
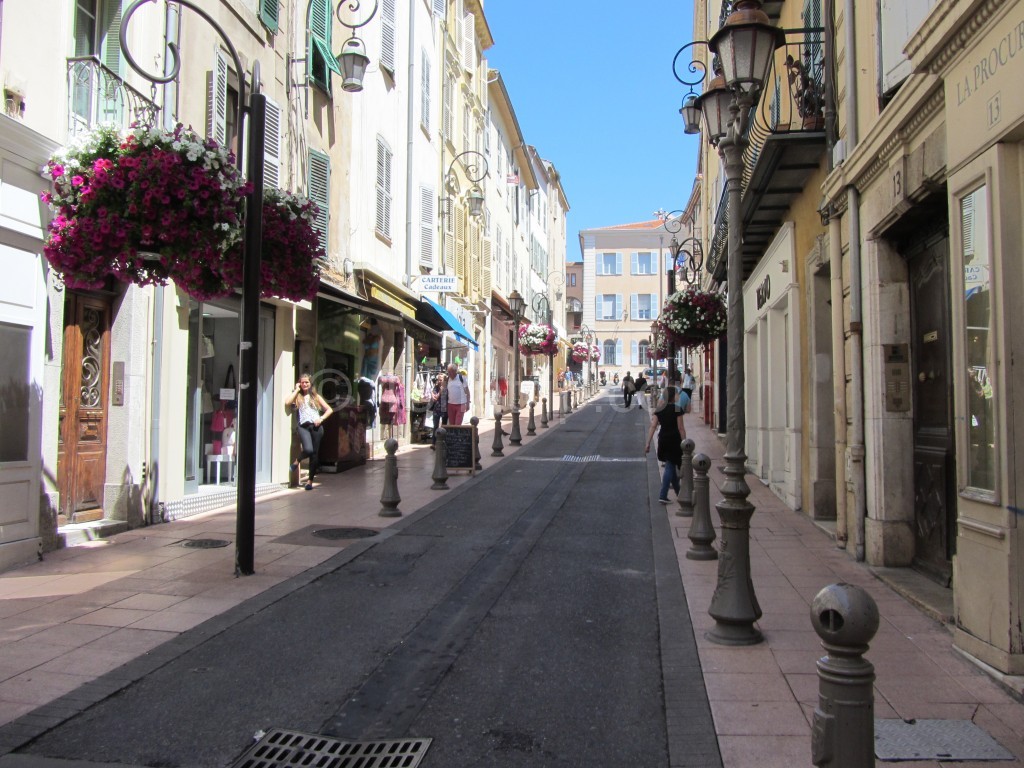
[518,323,558,357]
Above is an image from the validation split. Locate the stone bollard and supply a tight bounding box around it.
[558,391,566,416]
[379,437,401,517]
[509,407,522,445]
[491,412,505,457]
[469,416,483,470]
[677,438,696,517]
[431,427,449,489]
[527,401,537,435]
[810,583,879,768]
[686,453,718,560]
[541,397,549,428]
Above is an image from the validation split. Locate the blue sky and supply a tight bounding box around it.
[484,1,702,261]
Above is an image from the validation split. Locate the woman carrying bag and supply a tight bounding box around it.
[644,385,689,504]
[286,373,333,490]
[429,373,448,449]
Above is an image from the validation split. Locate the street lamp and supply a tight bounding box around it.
[675,0,783,646]
[579,323,595,393]
[661,212,705,386]
[121,0,376,576]
[532,293,554,420]
[509,290,525,409]
[444,150,488,220]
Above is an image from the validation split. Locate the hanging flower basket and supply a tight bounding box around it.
[518,322,558,356]
[42,124,248,299]
[661,286,727,349]
[589,343,601,363]
[571,339,592,363]
[647,323,671,360]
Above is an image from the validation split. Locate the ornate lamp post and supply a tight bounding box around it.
[661,212,706,385]
[532,293,555,420]
[509,290,525,409]
[579,323,595,394]
[443,150,488,219]
[675,0,783,645]
[121,0,378,576]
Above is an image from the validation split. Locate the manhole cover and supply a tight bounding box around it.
[231,729,431,768]
[181,538,231,549]
[312,527,379,541]
[875,719,1013,761]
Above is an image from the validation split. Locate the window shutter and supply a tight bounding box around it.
[100,0,124,75]
[456,207,467,287]
[259,0,279,33]
[442,73,453,142]
[420,50,431,132]
[462,12,475,74]
[630,294,638,319]
[208,47,228,147]
[614,294,622,320]
[631,252,638,274]
[307,150,330,253]
[381,0,396,74]
[482,240,492,295]
[631,340,639,366]
[595,296,602,319]
[616,339,623,365]
[309,0,328,41]
[433,0,446,18]
[962,193,975,261]
[263,96,282,189]
[375,138,393,238]
[420,186,435,267]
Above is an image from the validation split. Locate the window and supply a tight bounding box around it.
[420,50,431,133]
[632,251,656,275]
[569,273,576,287]
[636,340,650,366]
[596,294,622,321]
[308,0,341,93]
[597,252,621,275]
[959,185,996,496]
[72,0,125,127]
[259,0,278,33]
[0,322,30,462]
[630,293,656,320]
[380,0,396,75]
[603,339,619,366]
[375,137,393,239]
[307,150,330,253]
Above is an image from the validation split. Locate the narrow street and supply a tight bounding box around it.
[7,394,720,768]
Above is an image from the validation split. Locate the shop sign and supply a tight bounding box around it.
[412,275,457,293]
[370,286,415,316]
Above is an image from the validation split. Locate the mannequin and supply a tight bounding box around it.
[377,372,405,426]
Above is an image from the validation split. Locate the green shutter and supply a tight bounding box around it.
[99,0,123,75]
[308,150,331,253]
[259,0,278,33]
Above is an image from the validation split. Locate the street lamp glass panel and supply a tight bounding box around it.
[338,38,370,92]
[509,290,525,317]
[697,78,731,143]
[467,185,485,217]
[680,93,702,134]
[710,19,784,93]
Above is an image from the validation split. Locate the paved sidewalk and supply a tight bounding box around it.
[2,389,1024,767]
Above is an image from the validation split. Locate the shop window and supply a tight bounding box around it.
[0,322,30,462]
[959,185,996,496]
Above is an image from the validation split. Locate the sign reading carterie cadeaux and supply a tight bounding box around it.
[412,275,458,293]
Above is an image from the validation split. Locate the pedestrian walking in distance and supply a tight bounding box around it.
[644,385,689,504]
[286,373,333,490]
[681,367,696,411]
[622,371,636,409]
[634,372,648,410]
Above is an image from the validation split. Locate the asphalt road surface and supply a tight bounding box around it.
[5,393,720,767]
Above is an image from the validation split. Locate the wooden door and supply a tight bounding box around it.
[57,292,111,522]
[908,233,956,585]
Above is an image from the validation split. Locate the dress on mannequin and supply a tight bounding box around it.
[377,373,406,426]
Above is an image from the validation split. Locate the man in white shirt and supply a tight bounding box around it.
[446,363,471,425]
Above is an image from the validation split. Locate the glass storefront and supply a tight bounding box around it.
[185,298,275,494]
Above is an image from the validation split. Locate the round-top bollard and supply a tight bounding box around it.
[677,438,696,517]
[686,453,717,560]
[469,416,483,470]
[509,407,522,445]
[810,583,879,768]
[541,397,549,428]
[491,412,505,456]
[527,401,536,435]
[379,437,401,517]
[431,427,449,489]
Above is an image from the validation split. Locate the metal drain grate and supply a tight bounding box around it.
[232,729,432,768]
[311,527,379,541]
[875,719,1013,761]
[180,538,231,548]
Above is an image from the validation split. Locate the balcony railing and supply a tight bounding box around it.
[742,28,826,189]
[67,56,159,137]
[707,181,730,278]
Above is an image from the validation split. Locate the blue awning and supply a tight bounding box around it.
[420,296,478,350]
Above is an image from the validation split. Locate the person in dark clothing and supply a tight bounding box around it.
[622,371,636,409]
[634,373,648,410]
[644,385,689,503]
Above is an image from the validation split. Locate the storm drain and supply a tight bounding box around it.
[875,719,1013,761]
[231,729,431,768]
[180,538,231,549]
[311,527,379,541]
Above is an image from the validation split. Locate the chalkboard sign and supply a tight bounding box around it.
[443,424,476,474]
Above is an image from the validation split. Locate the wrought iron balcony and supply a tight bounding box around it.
[67,56,159,137]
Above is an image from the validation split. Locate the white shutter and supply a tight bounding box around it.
[433,0,446,18]
[630,293,638,319]
[462,11,475,74]
[263,96,282,189]
[614,294,622,320]
[420,50,431,132]
[381,0,396,74]
[420,186,434,267]
[375,138,393,238]
[595,296,602,319]
[631,252,638,274]
[100,0,124,75]
[615,252,622,275]
[616,339,623,366]
[880,0,937,93]
[208,47,228,146]
[442,72,453,142]
[307,150,330,253]
[631,340,639,366]
[961,192,975,261]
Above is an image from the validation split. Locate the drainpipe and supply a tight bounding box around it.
[843,0,867,561]
[824,0,848,549]
[404,0,417,420]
